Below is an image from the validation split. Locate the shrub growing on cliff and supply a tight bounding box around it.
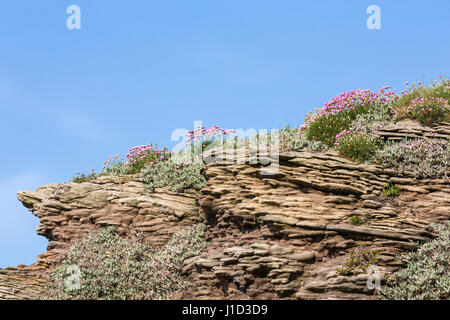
[301,87,395,146]
[125,144,170,174]
[101,154,134,175]
[140,160,206,193]
[406,96,449,126]
[375,138,450,178]
[184,125,236,152]
[394,76,450,121]
[349,104,391,135]
[72,169,98,183]
[379,222,450,300]
[101,144,170,176]
[42,224,208,300]
[382,184,402,197]
[280,127,328,152]
[336,246,379,276]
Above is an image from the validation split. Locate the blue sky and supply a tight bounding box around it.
[1,0,449,268]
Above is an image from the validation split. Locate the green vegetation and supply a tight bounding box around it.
[336,246,380,276]
[140,160,206,193]
[375,138,450,178]
[279,126,329,152]
[43,224,208,300]
[104,144,170,175]
[350,215,365,226]
[72,169,97,183]
[335,130,381,163]
[292,76,450,178]
[73,76,449,188]
[382,184,402,197]
[393,77,450,122]
[379,222,450,300]
[305,113,355,147]
[301,88,394,147]
[407,96,449,126]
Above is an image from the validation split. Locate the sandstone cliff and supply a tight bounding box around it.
[1,140,449,299]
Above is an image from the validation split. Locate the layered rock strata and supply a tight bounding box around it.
[1,149,449,300]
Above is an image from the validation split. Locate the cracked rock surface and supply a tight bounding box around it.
[1,150,449,300]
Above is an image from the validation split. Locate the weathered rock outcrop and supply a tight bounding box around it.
[374,119,450,141]
[181,150,449,299]
[1,149,449,300]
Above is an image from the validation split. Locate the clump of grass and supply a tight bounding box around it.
[280,126,329,152]
[406,96,449,126]
[72,169,97,183]
[382,184,402,197]
[379,222,450,300]
[349,104,392,135]
[100,154,134,175]
[334,129,382,163]
[42,224,208,300]
[350,215,365,226]
[336,246,380,276]
[140,160,206,193]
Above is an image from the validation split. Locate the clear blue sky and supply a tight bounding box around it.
[1,0,449,268]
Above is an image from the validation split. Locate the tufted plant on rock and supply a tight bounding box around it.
[279,126,329,152]
[349,215,365,226]
[42,224,208,300]
[100,144,171,176]
[406,96,449,127]
[336,246,379,276]
[72,169,98,183]
[124,144,170,174]
[382,184,402,197]
[394,76,450,121]
[101,154,134,175]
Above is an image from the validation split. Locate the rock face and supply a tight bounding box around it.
[374,119,450,141]
[16,175,201,259]
[1,175,201,300]
[1,149,449,300]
